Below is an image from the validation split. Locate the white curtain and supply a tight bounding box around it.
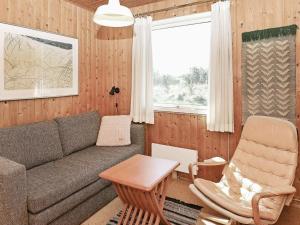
[130,16,154,124]
[207,1,234,132]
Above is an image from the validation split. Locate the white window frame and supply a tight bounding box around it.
[152,12,211,115]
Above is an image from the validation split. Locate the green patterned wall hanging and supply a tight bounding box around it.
[242,25,297,124]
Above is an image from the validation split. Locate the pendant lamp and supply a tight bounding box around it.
[93,0,134,27]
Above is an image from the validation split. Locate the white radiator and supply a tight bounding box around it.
[152,143,198,175]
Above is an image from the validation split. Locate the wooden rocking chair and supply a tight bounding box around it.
[189,116,298,225]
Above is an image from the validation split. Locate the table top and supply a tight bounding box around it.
[99,154,179,191]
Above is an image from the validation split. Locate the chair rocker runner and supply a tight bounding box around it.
[189,116,298,225]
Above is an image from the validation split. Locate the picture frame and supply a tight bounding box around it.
[0,22,78,101]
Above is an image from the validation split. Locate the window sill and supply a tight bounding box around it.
[154,106,207,115]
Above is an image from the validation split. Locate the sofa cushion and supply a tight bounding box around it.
[27,144,143,213]
[29,185,116,225]
[0,121,63,169]
[28,180,112,225]
[55,111,100,155]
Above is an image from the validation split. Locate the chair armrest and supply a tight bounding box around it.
[251,186,296,225]
[189,157,227,182]
[0,156,28,225]
[261,186,296,195]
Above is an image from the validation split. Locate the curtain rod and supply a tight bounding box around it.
[134,0,218,17]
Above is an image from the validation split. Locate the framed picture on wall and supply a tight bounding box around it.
[0,22,78,101]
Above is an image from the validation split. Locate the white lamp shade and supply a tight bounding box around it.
[93,0,134,27]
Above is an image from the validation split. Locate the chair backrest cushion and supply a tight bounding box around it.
[222,116,298,220]
[0,121,63,169]
[241,116,298,153]
[55,111,100,155]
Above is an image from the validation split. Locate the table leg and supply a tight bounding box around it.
[113,175,171,225]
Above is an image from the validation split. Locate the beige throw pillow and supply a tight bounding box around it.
[96,115,132,146]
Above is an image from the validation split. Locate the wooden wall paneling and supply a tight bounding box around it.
[0,0,99,127]
[108,28,114,115]
[19,0,34,125]
[44,1,58,119]
[78,8,87,114]
[0,1,7,128]
[24,0,35,123]
[73,5,81,115]
[87,9,94,112]
[283,0,300,197]
[8,1,22,125]
[99,27,111,115]
[112,27,119,114]
[49,0,63,119]
[59,2,74,117]
[122,28,129,114]
[102,28,109,116]
[96,29,102,114]
[95,26,101,114]
[228,0,240,158]
[70,4,79,115]
[121,27,133,115]
[85,10,91,112]
[106,28,114,115]
[117,30,122,113]
[91,20,97,113]
[103,29,110,116]
[118,29,124,114]
[33,0,46,122]
[108,27,115,115]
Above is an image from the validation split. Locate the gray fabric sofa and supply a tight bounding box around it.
[0,111,144,225]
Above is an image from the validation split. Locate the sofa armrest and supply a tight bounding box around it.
[0,156,28,225]
[131,123,145,146]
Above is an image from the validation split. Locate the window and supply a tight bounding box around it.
[152,12,211,114]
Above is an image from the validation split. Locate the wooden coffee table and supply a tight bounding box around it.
[100,154,179,225]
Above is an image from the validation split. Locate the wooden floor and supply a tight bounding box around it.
[82,179,300,225]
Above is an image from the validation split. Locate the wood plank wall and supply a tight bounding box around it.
[0,0,130,127]
[0,0,95,126]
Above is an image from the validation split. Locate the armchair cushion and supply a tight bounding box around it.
[194,178,279,221]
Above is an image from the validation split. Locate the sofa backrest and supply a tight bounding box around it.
[55,111,100,156]
[0,121,63,169]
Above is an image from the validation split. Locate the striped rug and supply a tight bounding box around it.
[106,197,202,225]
